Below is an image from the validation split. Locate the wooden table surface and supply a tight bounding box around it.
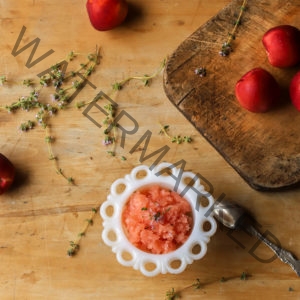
[0,1,300,299]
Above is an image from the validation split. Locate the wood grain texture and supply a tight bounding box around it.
[164,0,300,190]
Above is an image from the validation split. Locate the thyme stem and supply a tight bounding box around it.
[45,125,74,184]
[112,57,166,90]
[219,0,248,56]
[165,272,250,299]
[67,207,99,256]
[159,123,193,144]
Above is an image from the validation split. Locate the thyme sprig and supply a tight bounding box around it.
[45,125,74,184]
[194,67,207,77]
[19,120,35,131]
[22,79,34,87]
[165,272,250,299]
[159,124,192,144]
[102,103,118,157]
[219,0,247,56]
[67,207,98,256]
[0,47,101,184]
[0,75,7,85]
[165,278,201,300]
[106,59,166,157]
[76,58,166,160]
[111,58,166,91]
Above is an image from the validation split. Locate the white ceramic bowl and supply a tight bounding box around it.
[100,162,217,277]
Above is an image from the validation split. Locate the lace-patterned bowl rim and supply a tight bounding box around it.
[100,162,217,277]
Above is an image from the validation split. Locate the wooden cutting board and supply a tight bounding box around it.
[163,0,300,191]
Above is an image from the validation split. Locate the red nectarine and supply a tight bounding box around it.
[262,25,300,68]
[290,70,300,111]
[235,68,281,113]
[0,153,15,195]
[86,0,128,31]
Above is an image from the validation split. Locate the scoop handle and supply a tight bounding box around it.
[243,222,300,277]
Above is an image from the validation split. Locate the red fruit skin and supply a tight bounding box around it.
[86,0,128,31]
[262,25,300,68]
[290,70,300,111]
[0,153,15,195]
[235,68,281,113]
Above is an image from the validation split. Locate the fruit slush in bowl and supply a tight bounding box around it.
[100,162,217,277]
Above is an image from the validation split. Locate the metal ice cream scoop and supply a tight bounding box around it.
[213,199,300,277]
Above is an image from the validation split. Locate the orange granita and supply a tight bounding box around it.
[122,184,193,254]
